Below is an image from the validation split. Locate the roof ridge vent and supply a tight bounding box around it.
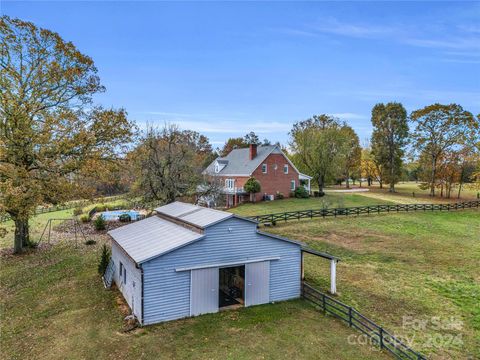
[178,208,204,218]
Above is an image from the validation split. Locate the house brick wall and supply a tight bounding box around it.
[210,153,300,205]
[251,153,299,201]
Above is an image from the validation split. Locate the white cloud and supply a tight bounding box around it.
[309,18,393,39]
[279,16,480,58]
[172,120,291,134]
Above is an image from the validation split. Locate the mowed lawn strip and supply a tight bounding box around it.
[0,238,389,360]
[266,210,480,359]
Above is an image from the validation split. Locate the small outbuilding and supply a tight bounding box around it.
[107,202,308,325]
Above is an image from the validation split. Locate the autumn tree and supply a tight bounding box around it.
[289,115,348,194]
[371,102,409,192]
[410,103,478,196]
[131,125,213,205]
[0,17,135,253]
[221,137,248,156]
[360,147,378,186]
[341,125,361,188]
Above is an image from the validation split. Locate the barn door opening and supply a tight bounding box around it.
[245,261,270,306]
[219,265,245,309]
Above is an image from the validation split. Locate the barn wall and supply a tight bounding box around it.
[111,241,143,322]
[142,217,301,325]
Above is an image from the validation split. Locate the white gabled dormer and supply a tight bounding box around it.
[214,159,228,173]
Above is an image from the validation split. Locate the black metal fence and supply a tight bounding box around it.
[0,194,127,223]
[248,200,480,225]
[302,283,426,360]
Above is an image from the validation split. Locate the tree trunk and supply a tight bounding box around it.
[457,182,463,199]
[317,175,325,193]
[389,180,395,193]
[389,153,395,193]
[14,218,30,254]
[379,179,383,189]
[345,171,350,189]
[430,156,437,197]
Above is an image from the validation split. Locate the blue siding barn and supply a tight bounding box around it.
[108,202,304,325]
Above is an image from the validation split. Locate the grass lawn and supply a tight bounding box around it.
[362,181,479,201]
[0,209,74,249]
[228,193,395,217]
[266,209,480,359]
[0,239,388,360]
[0,197,135,249]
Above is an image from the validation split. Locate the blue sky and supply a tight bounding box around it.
[2,1,480,148]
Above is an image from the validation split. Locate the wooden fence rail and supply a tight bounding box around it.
[248,200,480,225]
[302,283,427,360]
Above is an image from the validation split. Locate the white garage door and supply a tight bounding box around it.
[245,261,270,306]
[190,267,219,316]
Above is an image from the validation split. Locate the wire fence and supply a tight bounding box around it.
[247,200,480,225]
[302,283,426,360]
[0,194,127,223]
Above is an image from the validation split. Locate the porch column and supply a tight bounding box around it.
[330,259,337,294]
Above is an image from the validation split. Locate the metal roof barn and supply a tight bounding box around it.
[107,202,334,326]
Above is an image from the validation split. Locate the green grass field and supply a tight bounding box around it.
[266,209,480,359]
[0,239,387,360]
[0,197,133,249]
[1,193,478,359]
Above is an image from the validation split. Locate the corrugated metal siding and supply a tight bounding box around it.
[245,261,270,306]
[190,268,219,316]
[142,217,301,325]
[111,242,143,321]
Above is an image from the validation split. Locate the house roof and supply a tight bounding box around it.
[108,216,204,264]
[155,201,233,228]
[203,145,279,176]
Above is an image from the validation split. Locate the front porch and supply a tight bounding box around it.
[299,173,312,194]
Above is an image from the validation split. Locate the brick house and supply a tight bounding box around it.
[203,144,312,207]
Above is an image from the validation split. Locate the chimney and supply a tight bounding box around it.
[249,143,257,160]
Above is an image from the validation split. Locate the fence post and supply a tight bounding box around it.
[348,307,352,327]
[379,327,384,349]
[322,293,326,312]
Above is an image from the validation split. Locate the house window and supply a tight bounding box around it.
[284,164,289,174]
[123,268,127,284]
[215,164,219,173]
[290,180,296,191]
[262,164,267,173]
[225,179,234,189]
[119,262,124,283]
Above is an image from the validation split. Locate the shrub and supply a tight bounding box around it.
[73,207,83,216]
[98,244,111,275]
[94,215,106,231]
[119,213,131,222]
[85,239,96,246]
[244,177,261,202]
[314,190,325,197]
[275,191,284,200]
[294,186,309,198]
[95,204,106,212]
[80,214,90,223]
